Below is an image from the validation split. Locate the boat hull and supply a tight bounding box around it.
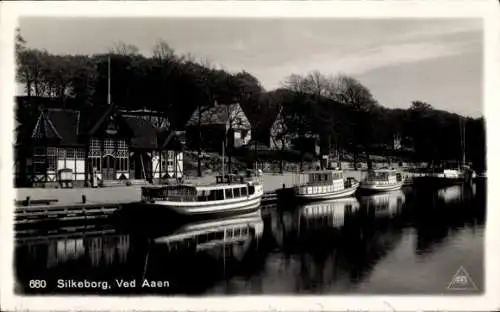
[413,176,464,189]
[358,181,403,194]
[142,196,263,220]
[295,183,359,202]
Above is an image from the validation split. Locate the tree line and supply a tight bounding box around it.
[15,29,486,173]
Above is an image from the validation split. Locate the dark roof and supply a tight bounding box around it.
[32,109,81,145]
[123,116,158,149]
[45,109,80,145]
[26,106,180,149]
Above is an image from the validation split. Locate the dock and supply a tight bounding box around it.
[14,202,129,228]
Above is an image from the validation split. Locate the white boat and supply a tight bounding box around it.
[293,169,359,201]
[358,169,403,193]
[140,173,264,219]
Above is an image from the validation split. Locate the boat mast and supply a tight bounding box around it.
[107,55,111,105]
[222,140,225,177]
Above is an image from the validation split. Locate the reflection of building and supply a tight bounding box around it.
[15,104,184,187]
[17,231,131,269]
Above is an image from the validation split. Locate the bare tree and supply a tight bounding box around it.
[152,40,176,61]
[110,41,140,55]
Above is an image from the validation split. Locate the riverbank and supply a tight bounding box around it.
[15,170,368,205]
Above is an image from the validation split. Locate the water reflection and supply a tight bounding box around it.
[358,190,406,218]
[153,211,263,261]
[14,184,485,295]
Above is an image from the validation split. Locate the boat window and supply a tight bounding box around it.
[225,188,233,199]
[215,189,224,200]
[233,187,241,198]
[234,228,241,236]
[197,191,206,201]
[241,187,248,196]
[207,190,217,201]
[248,185,255,195]
[227,228,233,237]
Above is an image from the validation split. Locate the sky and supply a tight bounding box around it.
[18,17,483,117]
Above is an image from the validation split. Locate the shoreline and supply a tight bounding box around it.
[15,170,369,205]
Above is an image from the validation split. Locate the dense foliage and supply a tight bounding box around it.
[15,29,486,172]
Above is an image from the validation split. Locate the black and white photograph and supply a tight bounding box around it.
[1,1,499,311]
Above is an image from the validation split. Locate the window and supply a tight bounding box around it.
[248,185,255,195]
[58,148,66,158]
[233,187,241,198]
[207,190,217,201]
[225,188,233,199]
[117,158,129,172]
[118,140,126,149]
[47,157,56,171]
[241,187,247,196]
[34,147,45,156]
[47,147,56,156]
[90,139,101,156]
[104,139,115,155]
[197,191,206,201]
[215,190,224,200]
[66,148,75,158]
[76,148,85,159]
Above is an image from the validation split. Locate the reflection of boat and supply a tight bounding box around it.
[359,190,405,217]
[141,173,263,219]
[154,211,264,255]
[300,197,360,229]
[292,169,359,201]
[358,169,403,193]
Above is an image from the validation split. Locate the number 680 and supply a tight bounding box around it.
[29,280,47,288]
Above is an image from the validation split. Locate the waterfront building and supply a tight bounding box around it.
[14,104,184,187]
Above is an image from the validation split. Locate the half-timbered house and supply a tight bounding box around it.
[185,103,251,152]
[16,105,184,187]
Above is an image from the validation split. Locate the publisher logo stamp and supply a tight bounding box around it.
[447,266,478,291]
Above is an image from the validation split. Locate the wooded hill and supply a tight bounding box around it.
[15,29,486,172]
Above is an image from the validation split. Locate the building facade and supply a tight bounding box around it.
[185,103,252,152]
[15,105,184,187]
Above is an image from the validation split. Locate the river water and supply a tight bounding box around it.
[14,183,486,295]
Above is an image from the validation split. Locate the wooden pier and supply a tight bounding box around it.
[14,202,128,228]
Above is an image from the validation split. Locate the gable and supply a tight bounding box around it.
[186,103,251,129]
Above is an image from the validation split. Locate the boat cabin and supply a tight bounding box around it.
[366,169,402,183]
[296,170,344,186]
[142,181,257,202]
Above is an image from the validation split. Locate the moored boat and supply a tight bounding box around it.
[140,173,264,220]
[412,168,465,189]
[358,169,403,193]
[293,169,359,202]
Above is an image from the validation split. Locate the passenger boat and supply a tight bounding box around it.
[292,169,359,202]
[140,172,264,219]
[358,169,403,193]
[412,167,466,189]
